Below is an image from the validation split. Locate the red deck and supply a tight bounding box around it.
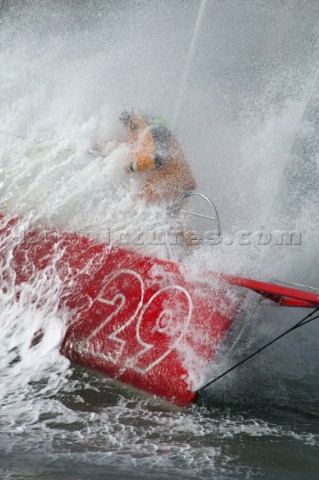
[2,214,317,404]
[0,215,238,405]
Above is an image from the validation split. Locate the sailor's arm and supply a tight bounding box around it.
[126,129,158,172]
[127,152,157,172]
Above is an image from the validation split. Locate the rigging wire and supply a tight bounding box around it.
[0,129,27,139]
[172,0,208,129]
[197,307,319,394]
[225,297,264,358]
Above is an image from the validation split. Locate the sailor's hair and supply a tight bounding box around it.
[119,110,168,129]
[149,116,167,127]
[119,110,134,125]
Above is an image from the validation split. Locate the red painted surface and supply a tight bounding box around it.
[217,274,319,308]
[0,215,237,405]
[2,215,317,404]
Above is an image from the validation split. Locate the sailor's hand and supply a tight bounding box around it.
[88,144,103,157]
[125,162,136,173]
[104,140,119,156]
[89,140,119,158]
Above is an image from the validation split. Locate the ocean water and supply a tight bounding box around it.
[1,1,319,479]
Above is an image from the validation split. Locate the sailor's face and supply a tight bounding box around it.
[125,116,144,140]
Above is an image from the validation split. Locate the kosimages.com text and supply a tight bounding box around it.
[8,227,302,247]
[84,229,302,247]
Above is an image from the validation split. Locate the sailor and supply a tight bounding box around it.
[119,110,196,204]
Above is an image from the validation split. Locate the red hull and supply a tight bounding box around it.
[0,215,238,405]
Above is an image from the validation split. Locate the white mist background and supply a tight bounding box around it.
[1,0,319,409]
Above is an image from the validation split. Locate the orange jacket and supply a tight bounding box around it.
[128,123,196,203]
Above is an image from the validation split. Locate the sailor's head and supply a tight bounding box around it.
[119,110,146,139]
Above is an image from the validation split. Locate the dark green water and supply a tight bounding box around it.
[1,1,319,478]
[1,362,319,480]
[1,307,319,480]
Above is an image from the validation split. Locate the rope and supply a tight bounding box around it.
[197,307,319,394]
[172,0,208,129]
[0,129,27,139]
[225,297,264,358]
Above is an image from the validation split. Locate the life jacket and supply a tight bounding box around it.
[130,123,170,172]
[130,120,196,203]
[151,124,171,169]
